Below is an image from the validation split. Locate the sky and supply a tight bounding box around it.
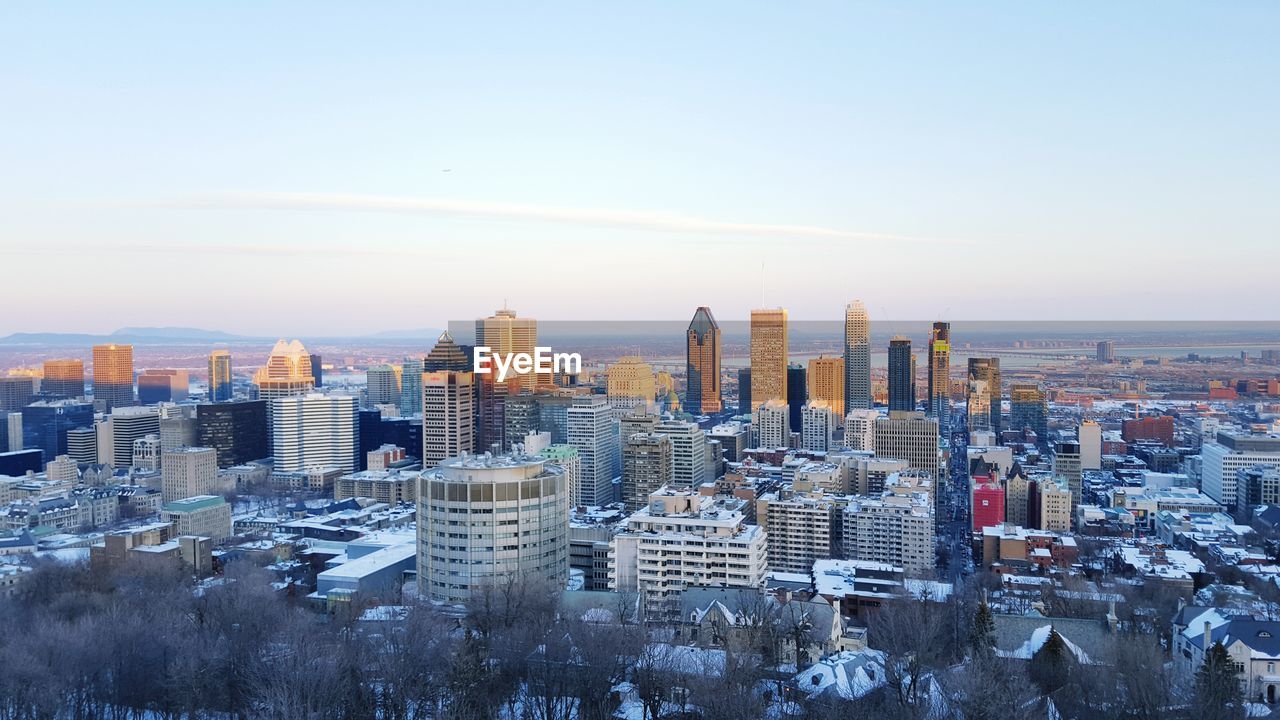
[2,1,1277,335]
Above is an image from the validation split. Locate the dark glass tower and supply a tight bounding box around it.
[926,322,951,428]
[309,354,324,387]
[685,307,722,415]
[888,337,915,412]
[196,400,269,467]
[738,368,751,415]
[786,364,806,433]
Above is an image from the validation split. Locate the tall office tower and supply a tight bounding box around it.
[749,309,788,406]
[42,359,85,400]
[0,377,35,412]
[1078,420,1102,470]
[476,307,545,388]
[21,400,92,461]
[475,375,509,453]
[755,400,789,448]
[926,322,950,427]
[421,371,474,467]
[606,356,656,411]
[567,395,619,506]
[654,418,707,488]
[620,412,659,440]
[424,331,471,372]
[1201,432,1280,508]
[966,380,991,434]
[786,364,807,433]
[416,454,568,603]
[887,337,915,412]
[1096,340,1115,363]
[66,426,97,464]
[309,354,324,387]
[137,369,190,405]
[843,300,871,411]
[196,400,268,467]
[538,443,579,495]
[399,358,425,416]
[966,357,1001,435]
[873,411,941,478]
[102,407,161,467]
[271,394,359,473]
[801,403,834,452]
[737,368,752,415]
[685,307,722,415]
[843,408,878,452]
[1009,383,1049,439]
[254,340,315,400]
[807,356,845,421]
[621,433,674,510]
[708,421,747,463]
[161,446,218,502]
[208,351,233,402]
[1053,441,1083,520]
[92,344,135,411]
[366,365,403,406]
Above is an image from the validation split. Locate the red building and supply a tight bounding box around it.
[971,475,1006,533]
[1122,415,1175,446]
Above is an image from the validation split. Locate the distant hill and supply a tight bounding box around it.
[0,327,262,346]
[362,328,446,339]
[111,327,246,341]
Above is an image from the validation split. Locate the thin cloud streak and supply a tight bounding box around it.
[149,192,973,246]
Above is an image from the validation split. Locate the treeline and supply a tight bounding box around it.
[0,558,1244,720]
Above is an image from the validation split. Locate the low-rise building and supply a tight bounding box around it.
[163,495,232,541]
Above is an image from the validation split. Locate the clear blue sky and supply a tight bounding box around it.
[2,2,1276,335]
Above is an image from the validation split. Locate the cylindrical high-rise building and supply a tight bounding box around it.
[42,359,86,400]
[888,337,915,412]
[92,344,135,411]
[843,300,871,411]
[416,453,568,603]
[685,307,722,415]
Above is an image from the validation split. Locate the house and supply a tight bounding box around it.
[1175,606,1280,705]
[991,613,1118,666]
[786,648,887,702]
[677,587,844,667]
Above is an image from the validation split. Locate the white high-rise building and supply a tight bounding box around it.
[801,403,834,452]
[609,487,767,618]
[98,406,160,468]
[4,412,21,452]
[421,371,474,468]
[843,300,871,411]
[844,409,878,452]
[161,446,219,502]
[416,454,568,603]
[1202,432,1280,508]
[1079,420,1102,470]
[755,400,789,449]
[132,434,161,471]
[270,394,359,473]
[757,485,841,573]
[568,395,619,506]
[842,472,935,575]
[653,419,707,488]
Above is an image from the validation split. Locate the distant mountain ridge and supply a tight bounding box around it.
[0,326,447,346]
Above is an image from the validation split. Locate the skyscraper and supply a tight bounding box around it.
[807,356,845,421]
[786,364,807,433]
[737,368,751,415]
[42,359,85,400]
[196,400,269,467]
[137,369,190,405]
[254,340,315,401]
[309,354,324,387]
[755,400,789,449]
[801,403,834,452]
[424,331,471,372]
[621,433,673,510]
[475,307,542,389]
[653,418,707,488]
[270,393,359,473]
[0,377,35,413]
[208,350,233,402]
[1096,340,1115,363]
[421,371,474,467]
[567,395,619,506]
[873,411,941,478]
[685,306,722,415]
[749,308,788,407]
[399,358,425,416]
[888,337,915,412]
[926,322,950,428]
[966,357,1001,436]
[92,344,135,411]
[843,300,871,411]
[1009,383,1048,440]
[606,356,656,411]
[366,365,403,406]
